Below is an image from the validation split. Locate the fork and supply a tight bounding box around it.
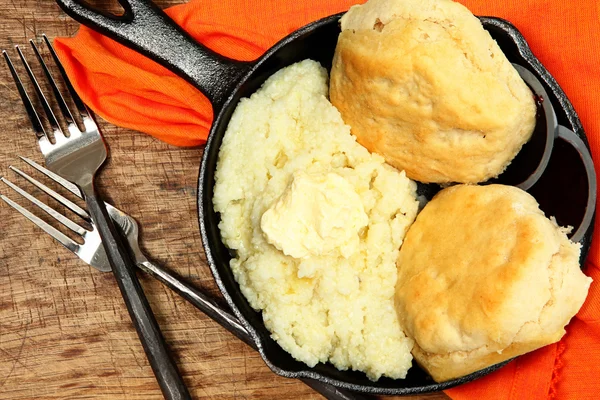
[1,156,249,341]
[3,36,190,400]
[0,158,366,400]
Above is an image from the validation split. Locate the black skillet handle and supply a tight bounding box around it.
[55,0,252,111]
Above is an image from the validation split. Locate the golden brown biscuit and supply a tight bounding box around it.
[395,184,592,382]
[330,0,537,183]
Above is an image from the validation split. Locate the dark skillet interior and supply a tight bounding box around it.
[199,14,595,395]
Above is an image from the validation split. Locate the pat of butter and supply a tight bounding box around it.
[261,171,368,259]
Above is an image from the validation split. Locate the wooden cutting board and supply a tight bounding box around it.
[0,1,451,398]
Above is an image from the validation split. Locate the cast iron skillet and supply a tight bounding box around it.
[56,0,596,395]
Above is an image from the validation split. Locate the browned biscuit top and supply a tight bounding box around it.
[330,0,537,183]
[395,184,591,381]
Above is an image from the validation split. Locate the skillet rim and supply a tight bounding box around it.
[197,12,596,395]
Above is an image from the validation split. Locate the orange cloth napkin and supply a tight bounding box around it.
[54,1,599,399]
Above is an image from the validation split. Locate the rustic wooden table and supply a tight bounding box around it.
[0,1,451,399]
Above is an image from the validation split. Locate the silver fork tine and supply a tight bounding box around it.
[1,177,87,236]
[42,34,89,119]
[30,39,76,127]
[2,50,48,141]
[15,45,65,140]
[9,165,90,221]
[0,194,79,253]
[20,156,80,197]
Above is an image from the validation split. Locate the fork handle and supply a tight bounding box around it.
[82,184,191,400]
[139,261,251,345]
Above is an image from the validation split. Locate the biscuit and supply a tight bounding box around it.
[395,184,592,382]
[330,0,537,183]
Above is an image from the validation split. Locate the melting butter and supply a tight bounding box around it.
[261,171,368,259]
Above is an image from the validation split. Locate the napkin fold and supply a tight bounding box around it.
[54,0,600,399]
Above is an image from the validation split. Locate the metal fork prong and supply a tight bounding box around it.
[30,39,76,127]
[15,45,65,140]
[9,165,90,221]
[42,34,89,119]
[20,156,81,197]
[0,194,80,253]
[3,50,47,140]
[1,177,87,236]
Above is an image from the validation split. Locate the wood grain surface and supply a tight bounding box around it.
[0,1,451,399]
